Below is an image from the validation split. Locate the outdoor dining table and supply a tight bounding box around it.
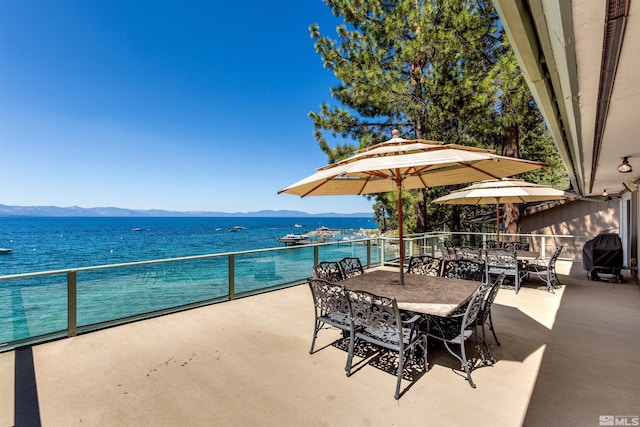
[340,268,481,317]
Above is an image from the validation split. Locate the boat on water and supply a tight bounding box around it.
[0,248,12,254]
[317,226,330,231]
[294,224,303,228]
[228,226,246,232]
[278,234,311,246]
[132,227,142,232]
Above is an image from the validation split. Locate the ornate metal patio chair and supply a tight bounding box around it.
[485,248,518,285]
[502,240,530,251]
[307,278,353,358]
[313,261,344,282]
[438,240,457,260]
[441,259,486,282]
[454,246,483,263]
[527,246,563,292]
[427,277,495,388]
[482,240,500,249]
[339,257,365,279]
[406,255,443,276]
[346,289,427,399]
[517,241,530,251]
[477,273,507,348]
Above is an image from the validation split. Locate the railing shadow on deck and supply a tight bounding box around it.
[14,346,42,427]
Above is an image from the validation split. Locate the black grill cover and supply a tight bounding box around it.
[583,233,623,271]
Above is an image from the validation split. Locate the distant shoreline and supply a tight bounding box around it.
[0,204,372,218]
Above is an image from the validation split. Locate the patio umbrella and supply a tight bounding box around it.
[278,130,546,284]
[432,178,574,241]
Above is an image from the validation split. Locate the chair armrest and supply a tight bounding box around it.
[402,314,423,325]
[427,313,462,340]
[527,260,548,271]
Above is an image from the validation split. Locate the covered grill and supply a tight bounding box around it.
[583,233,623,281]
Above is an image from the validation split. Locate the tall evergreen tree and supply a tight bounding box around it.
[309,0,566,235]
[486,32,569,236]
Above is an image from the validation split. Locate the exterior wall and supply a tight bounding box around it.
[521,199,619,236]
[520,200,620,276]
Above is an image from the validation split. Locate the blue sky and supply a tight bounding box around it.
[0,0,375,214]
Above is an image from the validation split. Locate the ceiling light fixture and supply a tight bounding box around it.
[602,189,609,197]
[617,157,633,173]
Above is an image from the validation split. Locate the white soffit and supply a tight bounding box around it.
[493,0,582,194]
[581,2,640,196]
[493,0,640,197]
[572,1,605,193]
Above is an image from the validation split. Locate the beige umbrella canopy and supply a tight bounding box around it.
[433,178,574,241]
[278,130,547,283]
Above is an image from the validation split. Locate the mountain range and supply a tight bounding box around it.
[0,204,372,218]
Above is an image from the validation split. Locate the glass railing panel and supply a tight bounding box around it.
[371,244,382,265]
[2,233,594,350]
[76,258,230,327]
[234,247,314,294]
[0,274,67,344]
[406,235,442,258]
[316,239,374,266]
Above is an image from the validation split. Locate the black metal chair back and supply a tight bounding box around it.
[339,257,364,279]
[346,289,426,399]
[313,261,344,282]
[454,247,483,262]
[406,255,442,276]
[307,278,351,355]
[441,259,485,282]
[482,240,500,249]
[486,249,518,284]
[502,241,530,251]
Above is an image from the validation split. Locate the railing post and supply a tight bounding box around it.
[67,271,77,337]
[313,245,319,266]
[381,238,386,266]
[366,239,371,268]
[541,236,547,259]
[228,254,235,300]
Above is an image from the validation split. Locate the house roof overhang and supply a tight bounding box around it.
[492,0,640,198]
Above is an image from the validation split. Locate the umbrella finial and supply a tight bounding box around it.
[392,129,399,139]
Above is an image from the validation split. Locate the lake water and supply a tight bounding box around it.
[0,216,378,275]
[0,216,379,345]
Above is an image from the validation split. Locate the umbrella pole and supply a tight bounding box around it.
[496,203,500,242]
[397,177,404,285]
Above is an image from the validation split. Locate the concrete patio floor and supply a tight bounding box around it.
[1,274,639,426]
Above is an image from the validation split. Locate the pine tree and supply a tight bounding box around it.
[487,31,569,236]
[309,0,566,235]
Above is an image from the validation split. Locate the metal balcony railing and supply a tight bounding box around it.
[0,231,588,351]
